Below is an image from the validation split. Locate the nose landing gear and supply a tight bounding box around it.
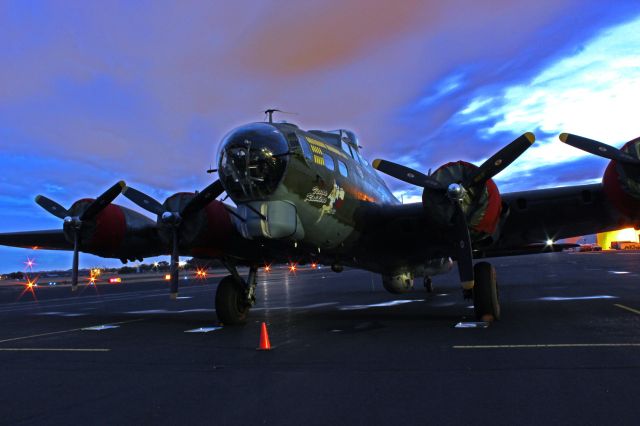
[215,264,258,325]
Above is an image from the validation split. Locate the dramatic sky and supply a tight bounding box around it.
[2,0,640,272]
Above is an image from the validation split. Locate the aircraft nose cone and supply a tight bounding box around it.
[217,123,289,202]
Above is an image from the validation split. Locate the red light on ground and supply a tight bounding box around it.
[264,265,271,272]
[289,263,297,272]
[18,275,39,301]
[109,277,122,284]
[311,263,318,269]
[164,274,171,281]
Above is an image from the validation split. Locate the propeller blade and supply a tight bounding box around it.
[559,133,640,165]
[466,132,535,186]
[35,195,70,220]
[122,186,166,216]
[453,202,474,291]
[71,231,79,292]
[372,159,444,191]
[180,180,224,218]
[169,227,179,300]
[80,181,126,221]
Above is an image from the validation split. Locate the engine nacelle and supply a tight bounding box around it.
[382,271,414,294]
[68,200,158,259]
[156,193,234,258]
[602,138,640,219]
[423,257,454,277]
[423,161,502,240]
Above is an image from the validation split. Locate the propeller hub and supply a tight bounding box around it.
[161,211,180,224]
[447,183,465,202]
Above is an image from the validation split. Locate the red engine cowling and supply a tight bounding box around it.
[423,161,502,239]
[160,193,234,258]
[189,200,234,258]
[602,138,640,219]
[67,199,127,255]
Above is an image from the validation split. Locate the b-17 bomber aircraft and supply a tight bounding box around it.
[2,110,639,325]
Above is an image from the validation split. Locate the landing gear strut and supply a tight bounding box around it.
[215,263,258,325]
[423,276,434,293]
[473,262,500,321]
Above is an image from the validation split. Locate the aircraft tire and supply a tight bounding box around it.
[215,275,250,325]
[473,262,500,321]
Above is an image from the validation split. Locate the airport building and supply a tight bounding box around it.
[596,228,640,250]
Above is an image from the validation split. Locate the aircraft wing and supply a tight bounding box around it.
[357,183,621,272]
[0,229,72,251]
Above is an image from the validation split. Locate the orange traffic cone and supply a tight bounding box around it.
[257,321,272,350]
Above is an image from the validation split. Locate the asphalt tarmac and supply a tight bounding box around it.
[1,252,639,425]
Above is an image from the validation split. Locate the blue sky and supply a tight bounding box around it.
[2,1,640,272]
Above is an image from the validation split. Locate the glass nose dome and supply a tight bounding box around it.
[217,123,289,202]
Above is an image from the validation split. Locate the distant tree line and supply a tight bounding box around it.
[2,258,224,278]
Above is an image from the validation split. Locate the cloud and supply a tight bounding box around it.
[2,1,640,271]
[453,14,640,184]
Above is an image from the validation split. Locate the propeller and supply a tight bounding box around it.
[35,181,126,291]
[559,133,640,165]
[123,180,225,299]
[373,132,535,291]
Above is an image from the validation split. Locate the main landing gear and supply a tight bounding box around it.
[472,261,500,321]
[215,264,258,325]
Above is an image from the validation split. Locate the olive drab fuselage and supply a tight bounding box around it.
[217,122,399,266]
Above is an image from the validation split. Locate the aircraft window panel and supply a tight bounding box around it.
[355,150,369,166]
[341,140,355,158]
[323,153,335,171]
[338,160,349,177]
[298,135,313,160]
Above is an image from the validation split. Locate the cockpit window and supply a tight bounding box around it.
[338,159,348,177]
[298,134,313,160]
[323,153,335,171]
[341,140,354,158]
[355,149,369,166]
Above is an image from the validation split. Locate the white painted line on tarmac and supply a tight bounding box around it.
[453,343,640,349]
[538,295,617,301]
[608,271,630,274]
[300,302,339,309]
[339,299,424,311]
[185,327,222,333]
[0,319,143,344]
[81,325,120,331]
[0,348,111,352]
[614,304,640,315]
[455,322,490,329]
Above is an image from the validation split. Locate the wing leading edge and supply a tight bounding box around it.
[0,229,72,251]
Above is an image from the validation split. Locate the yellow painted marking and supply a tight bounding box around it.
[453,343,640,349]
[310,144,323,155]
[305,136,348,159]
[614,304,640,315]
[0,348,110,352]
[0,318,144,344]
[313,155,324,166]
